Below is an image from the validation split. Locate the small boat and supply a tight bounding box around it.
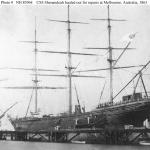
[71,141,86,144]
[139,140,150,146]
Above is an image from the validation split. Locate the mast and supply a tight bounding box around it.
[4,17,67,117]
[67,5,72,114]
[34,17,38,114]
[84,5,128,104]
[107,5,113,103]
[41,5,102,115]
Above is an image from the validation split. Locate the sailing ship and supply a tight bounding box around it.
[8,5,150,131]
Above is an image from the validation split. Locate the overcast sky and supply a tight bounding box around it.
[0,5,149,119]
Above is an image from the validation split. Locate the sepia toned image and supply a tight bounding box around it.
[0,2,150,149]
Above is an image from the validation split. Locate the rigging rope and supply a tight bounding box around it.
[25,88,34,117]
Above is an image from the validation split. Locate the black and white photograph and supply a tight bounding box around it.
[0,1,149,149]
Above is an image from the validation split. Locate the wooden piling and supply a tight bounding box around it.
[0,127,149,144]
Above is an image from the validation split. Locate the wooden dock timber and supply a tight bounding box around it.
[0,127,150,144]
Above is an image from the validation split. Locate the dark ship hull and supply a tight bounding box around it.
[9,97,150,131]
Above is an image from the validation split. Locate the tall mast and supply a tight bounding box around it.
[107,5,113,103]
[67,5,72,114]
[5,17,67,116]
[34,17,38,113]
[42,5,100,115]
[84,5,127,104]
